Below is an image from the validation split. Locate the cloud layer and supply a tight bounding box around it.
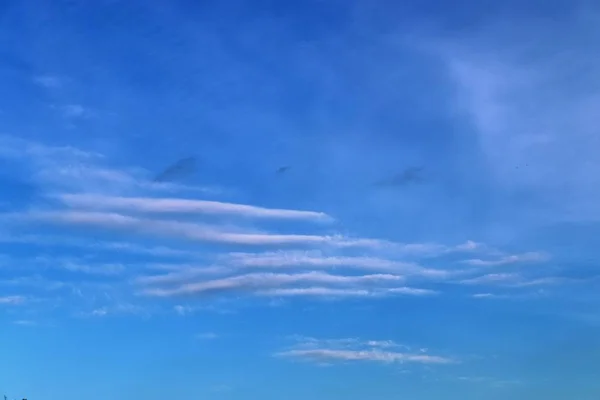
[0,134,560,318]
[56,193,333,221]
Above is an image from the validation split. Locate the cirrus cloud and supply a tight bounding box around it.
[276,336,454,365]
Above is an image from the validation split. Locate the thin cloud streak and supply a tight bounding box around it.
[56,193,333,222]
[460,273,568,287]
[0,134,101,160]
[472,293,496,298]
[140,271,404,297]
[276,349,452,365]
[26,211,392,247]
[258,286,438,298]
[459,273,520,285]
[136,266,230,285]
[385,287,438,296]
[463,252,549,266]
[0,134,216,195]
[256,287,374,297]
[276,336,453,365]
[227,251,449,277]
[0,234,202,258]
[0,295,27,305]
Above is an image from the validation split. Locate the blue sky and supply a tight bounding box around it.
[1,0,600,399]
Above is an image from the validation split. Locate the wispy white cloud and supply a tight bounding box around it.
[0,295,27,305]
[81,303,147,318]
[56,193,333,222]
[463,252,549,266]
[257,286,437,298]
[287,336,361,348]
[226,250,449,277]
[472,293,495,299]
[0,134,101,161]
[364,340,402,349]
[256,287,374,298]
[13,319,38,326]
[140,271,404,297]
[0,253,125,277]
[26,210,394,248]
[0,275,71,291]
[462,274,571,288]
[392,240,485,256]
[278,348,452,364]
[510,277,571,287]
[0,135,559,314]
[459,273,520,285]
[329,240,485,256]
[276,336,453,365]
[0,135,215,195]
[385,287,438,296]
[136,266,229,285]
[59,261,124,276]
[174,304,194,316]
[0,233,201,259]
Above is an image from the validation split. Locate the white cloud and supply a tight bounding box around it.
[463,252,549,266]
[174,304,194,316]
[510,277,569,287]
[60,261,124,276]
[257,286,437,298]
[27,210,395,248]
[330,240,484,256]
[39,165,137,188]
[56,193,333,221]
[462,274,568,288]
[90,308,108,317]
[82,303,146,318]
[394,240,485,256]
[0,234,201,258]
[277,348,452,364]
[0,134,101,161]
[276,336,453,365]
[288,336,360,348]
[226,250,449,277]
[136,266,229,285]
[0,254,125,277]
[385,287,438,296]
[0,135,561,313]
[459,273,520,285]
[13,319,37,326]
[0,134,214,195]
[0,275,72,291]
[256,287,374,298]
[140,271,404,297]
[472,293,495,298]
[0,295,26,305]
[365,340,402,348]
